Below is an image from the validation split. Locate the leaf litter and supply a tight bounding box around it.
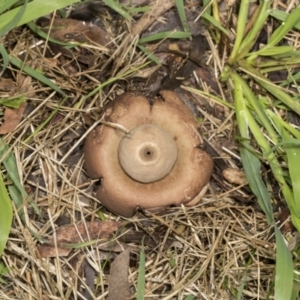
[0,1,299,299]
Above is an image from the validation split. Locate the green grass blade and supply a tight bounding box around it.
[7,183,26,221]
[167,250,176,267]
[239,148,294,300]
[0,43,9,74]
[119,5,150,14]
[0,139,42,223]
[9,56,66,96]
[137,45,161,65]
[61,239,104,248]
[274,227,293,300]
[0,0,79,32]
[228,0,249,63]
[237,73,279,144]
[0,170,13,257]
[0,0,28,38]
[270,50,300,59]
[243,107,290,201]
[138,31,191,44]
[268,6,300,47]
[0,139,29,221]
[237,0,270,59]
[264,139,300,157]
[233,71,300,230]
[286,188,300,233]
[0,0,19,15]
[286,147,300,216]
[27,21,79,47]
[267,110,300,139]
[292,271,300,300]
[102,0,131,20]
[269,9,300,30]
[236,256,252,300]
[202,0,211,15]
[24,97,68,143]
[280,130,300,217]
[232,71,249,137]
[181,86,234,109]
[249,46,295,57]
[201,12,230,36]
[136,243,146,300]
[239,61,300,115]
[0,96,26,108]
[239,147,294,300]
[233,75,294,300]
[254,56,300,69]
[184,296,196,300]
[0,262,9,283]
[232,72,274,222]
[260,79,300,115]
[175,0,190,32]
[239,149,274,223]
[280,69,300,86]
[248,8,300,60]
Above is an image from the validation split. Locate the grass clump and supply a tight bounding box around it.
[205,1,300,299]
[0,0,300,299]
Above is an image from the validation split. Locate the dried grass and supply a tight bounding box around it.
[0,1,281,299]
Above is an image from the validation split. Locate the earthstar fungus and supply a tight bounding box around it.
[84,90,213,217]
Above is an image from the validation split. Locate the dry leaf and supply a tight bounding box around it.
[108,249,131,300]
[79,258,95,300]
[52,220,123,243]
[0,78,16,92]
[0,102,26,134]
[278,206,294,234]
[38,220,123,257]
[40,18,111,46]
[16,74,36,98]
[37,244,71,258]
[222,168,248,186]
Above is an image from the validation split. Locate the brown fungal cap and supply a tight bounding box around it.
[118,124,178,183]
[84,90,213,217]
